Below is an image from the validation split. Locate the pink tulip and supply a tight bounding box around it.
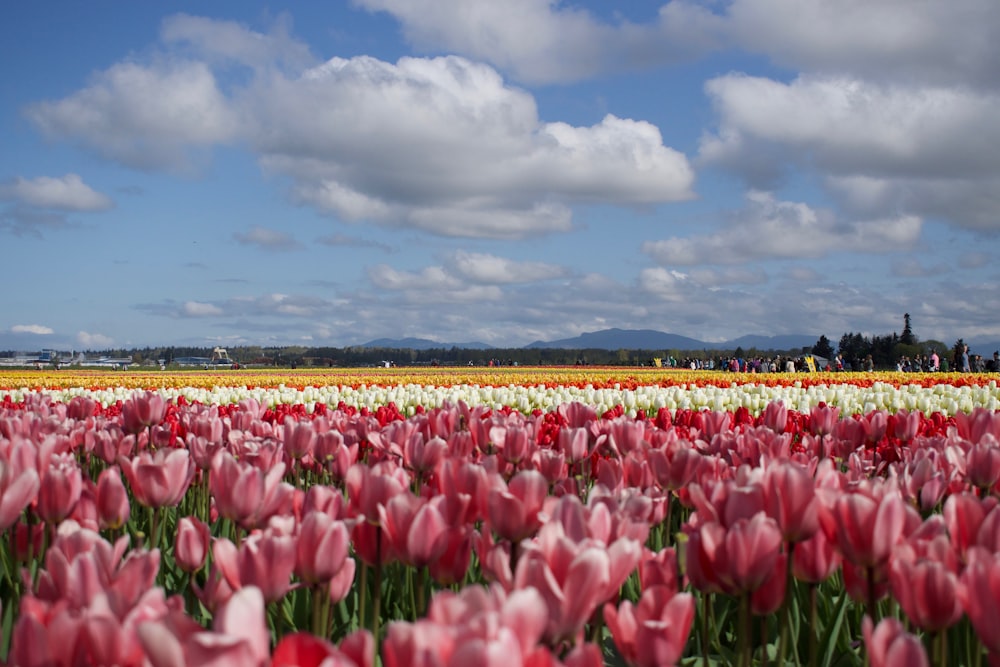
[214,529,296,603]
[825,491,907,568]
[966,440,1000,490]
[958,547,1000,656]
[810,404,839,437]
[382,619,456,667]
[792,531,841,584]
[943,492,992,560]
[37,452,82,524]
[954,407,1000,444]
[119,448,195,509]
[95,466,130,531]
[0,456,40,530]
[487,470,548,543]
[174,516,211,573]
[763,461,819,543]
[862,617,929,667]
[122,390,167,434]
[761,401,788,433]
[295,511,351,584]
[283,417,317,460]
[604,587,695,667]
[889,550,962,632]
[211,451,295,531]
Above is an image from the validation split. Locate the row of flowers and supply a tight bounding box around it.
[2,374,999,419]
[1,380,999,666]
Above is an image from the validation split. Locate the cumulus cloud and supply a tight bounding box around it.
[700,74,1000,231]
[11,324,54,335]
[27,15,694,239]
[26,60,240,170]
[256,55,693,237]
[234,225,302,250]
[643,191,922,266]
[353,0,721,85]
[0,174,113,211]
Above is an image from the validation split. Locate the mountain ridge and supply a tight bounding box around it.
[360,328,820,351]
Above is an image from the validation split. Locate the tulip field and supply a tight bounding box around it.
[1,367,999,667]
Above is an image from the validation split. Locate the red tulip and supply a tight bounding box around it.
[273,630,371,667]
[96,466,130,531]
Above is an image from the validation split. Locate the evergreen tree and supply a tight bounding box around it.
[901,313,916,345]
[812,335,834,360]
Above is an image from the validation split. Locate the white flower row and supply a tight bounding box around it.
[3,380,1000,416]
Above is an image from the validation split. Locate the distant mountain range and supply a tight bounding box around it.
[358,337,494,350]
[360,328,820,352]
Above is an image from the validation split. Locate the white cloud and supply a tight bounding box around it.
[367,264,503,303]
[353,0,721,85]
[700,74,1000,231]
[11,324,54,335]
[643,191,922,266]
[234,225,302,250]
[724,0,999,88]
[27,60,240,170]
[77,331,114,347]
[702,75,1000,177]
[448,250,566,284]
[254,55,693,237]
[0,174,113,211]
[29,18,694,239]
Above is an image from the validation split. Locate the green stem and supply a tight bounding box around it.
[701,593,712,667]
[358,562,368,632]
[808,584,818,667]
[372,530,383,643]
[739,593,751,667]
[778,542,795,667]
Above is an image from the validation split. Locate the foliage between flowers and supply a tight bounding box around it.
[0,377,999,666]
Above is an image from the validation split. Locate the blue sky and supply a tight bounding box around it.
[2,0,998,352]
